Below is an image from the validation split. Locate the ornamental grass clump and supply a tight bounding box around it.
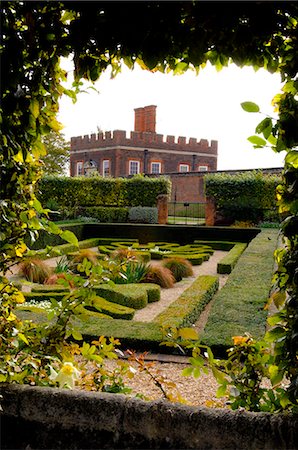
[162,257,194,282]
[143,265,175,288]
[19,258,52,284]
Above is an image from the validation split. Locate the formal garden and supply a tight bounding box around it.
[1,2,297,449]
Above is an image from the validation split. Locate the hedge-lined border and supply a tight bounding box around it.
[17,274,219,351]
[153,275,219,328]
[201,229,279,354]
[217,243,247,274]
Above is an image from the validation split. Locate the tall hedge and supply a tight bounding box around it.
[205,171,281,222]
[38,175,171,208]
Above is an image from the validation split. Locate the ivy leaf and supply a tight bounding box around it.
[241,102,260,113]
[247,135,267,147]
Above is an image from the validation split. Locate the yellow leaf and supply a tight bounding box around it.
[7,312,17,321]
[13,291,25,304]
[28,209,36,219]
[13,151,24,163]
[48,119,64,132]
[15,242,27,257]
[271,291,286,309]
[178,328,199,341]
[29,99,40,118]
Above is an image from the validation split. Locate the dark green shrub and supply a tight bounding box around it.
[39,175,170,208]
[162,257,194,282]
[79,206,129,223]
[128,206,158,224]
[205,171,281,224]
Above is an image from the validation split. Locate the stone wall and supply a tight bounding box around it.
[1,385,297,450]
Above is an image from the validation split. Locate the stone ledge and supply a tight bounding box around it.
[1,384,297,449]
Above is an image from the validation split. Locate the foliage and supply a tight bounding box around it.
[41,131,70,177]
[1,0,297,413]
[79,206,129,223]
[154,276,219,329]
[128,206,158,224]
[18,258,53,284]
[38,176,170,208]
[202,230,279,350]
[205,171,281,223]
[162,257,194,282]
[217,243,247,274]
[143,265,175,289]
[112,261,149,285]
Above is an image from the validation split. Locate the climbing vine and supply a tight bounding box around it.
[1,1,297,411]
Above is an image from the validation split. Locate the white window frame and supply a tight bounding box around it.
[102,159,110,177]
[198,165,208,172]
[76,161,83,176]
[179,163,190,173]
[129,160,140,175]
[151,162,161,174]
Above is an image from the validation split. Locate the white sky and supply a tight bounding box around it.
[58,59,286,171]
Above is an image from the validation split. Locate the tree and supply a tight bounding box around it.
[41,131,70,176]
[1,1,297,411]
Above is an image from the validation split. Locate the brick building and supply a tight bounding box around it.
[70,105,218,178]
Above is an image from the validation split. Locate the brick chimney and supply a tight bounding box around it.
[134,105,157,133]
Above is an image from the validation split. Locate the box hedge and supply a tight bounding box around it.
[201,229,279,353]
[217,243,247,274]
[205,171,281,223]
[154,275,219,328]
[38,175,171,208]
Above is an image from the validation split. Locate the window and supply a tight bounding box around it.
[102,160,110,177]
[198,165,208,172]
[179,163,190,172]
[151,162,161,174]
[129,160,140,175]
[76,161,83,176]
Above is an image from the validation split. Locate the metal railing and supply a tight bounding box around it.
[168,202,206,225]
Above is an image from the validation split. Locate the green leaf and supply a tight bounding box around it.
[181,367,194,377]
[60,230,79,247]
[241,102,260,113]
[247,135,267,147]
[285,150,298,169]
[29,99,40,119]
[72,329,83,341]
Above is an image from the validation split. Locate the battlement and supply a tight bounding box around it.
[71,130,218,154]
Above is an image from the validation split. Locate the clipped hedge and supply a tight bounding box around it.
[88,296,135,320]
[28,238,102,259]
[39,175,171,208]
[205,171,280,223]
[217,243,247,274]
[93,284,149,309]
[153,275,219,328]
[162,253,204,265]
[79,206,129,223]
[201,229,279,353]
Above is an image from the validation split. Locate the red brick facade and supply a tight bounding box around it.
[70,106,218,178]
